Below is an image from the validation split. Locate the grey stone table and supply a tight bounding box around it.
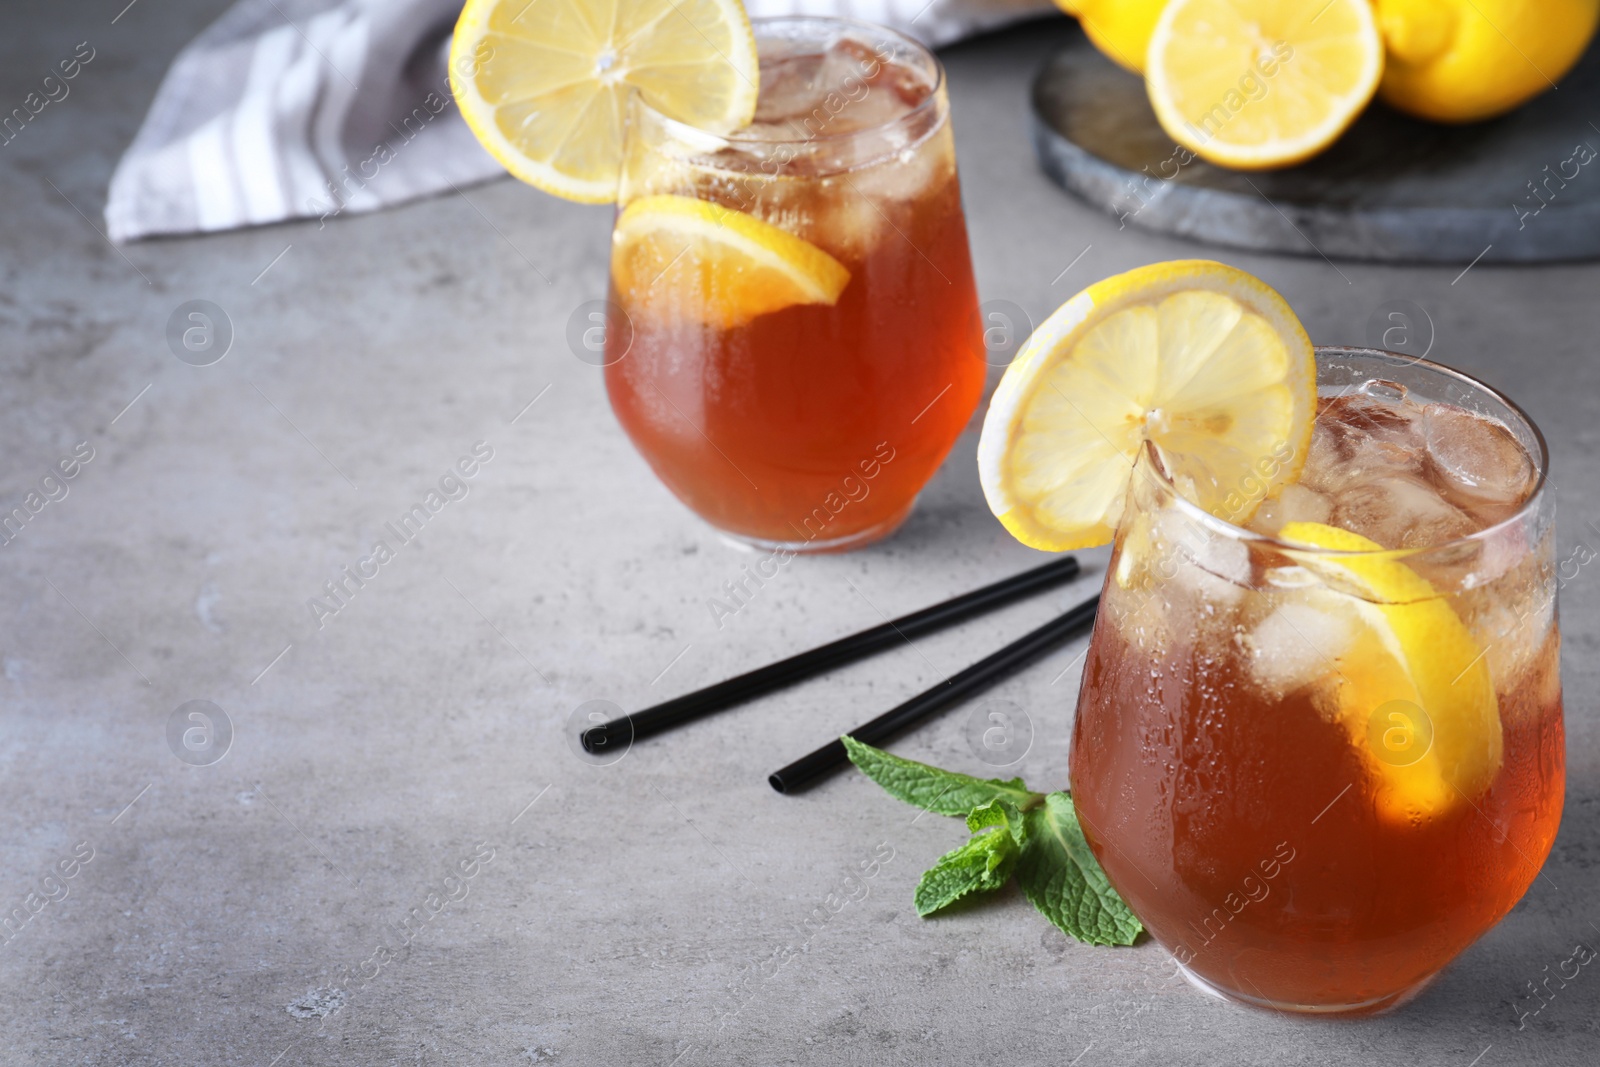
[3,4,1597,1065]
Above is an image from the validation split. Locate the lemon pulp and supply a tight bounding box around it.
[1145,0,1384,170]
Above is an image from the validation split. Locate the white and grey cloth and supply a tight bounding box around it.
[105,0,1053,242]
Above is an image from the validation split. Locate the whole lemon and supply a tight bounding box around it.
[1375,0,1600,123]
[1055,0,1168,73]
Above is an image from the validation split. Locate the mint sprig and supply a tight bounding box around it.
[844,736,1142,947]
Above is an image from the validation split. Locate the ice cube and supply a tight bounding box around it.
[1303,393,1426,494]
[717,34,948,260]
[842,128,952,202]
[1489,594,1554,693]
[751,52,826,127]
[1172,537,1250,614]
[1182,520,1251,585]
[1243,596,1359,697]
[797,116,955,261]
[747,37,932,141]
[1422,404,1537,510]
[800,183,889,261]
[1100,579,1172,654]
[1324,391,1422,438]
[1123,507,1249,622]
[1330,474,1475,549]
[815,37,932,120]
[1457,562,1555,699]
[1250,484,1332,536]
[1113,504,1249,635]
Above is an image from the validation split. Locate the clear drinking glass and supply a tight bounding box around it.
[602,17,985,552]
[1070,348,1564,1013]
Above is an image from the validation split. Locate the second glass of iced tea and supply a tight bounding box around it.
[603,17,985,551]
[1071,349,1563,1013]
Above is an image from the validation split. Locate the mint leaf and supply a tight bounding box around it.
[914,833,1013,915]
[1015,792,1142,946]
[842,736,1042,817]
[964,798,1032,848]
[914,800,1028,916]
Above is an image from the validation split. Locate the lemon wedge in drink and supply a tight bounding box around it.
[449,0,758,203]
[977,260,1315,552]
[1279,521,1503,822]
[611,194,851,328]
[1145,0,1383,170]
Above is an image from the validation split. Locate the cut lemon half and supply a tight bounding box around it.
[1279,521,1503,821]
[449,0,759,203]
[611,194,851,329]
[1146,0,1383,170]
[977,260,1315,552]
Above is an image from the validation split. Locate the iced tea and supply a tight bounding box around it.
[604,18,984,550]
[1071,349,1563,1012]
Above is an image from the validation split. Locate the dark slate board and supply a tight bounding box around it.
[1029,29,1600,263]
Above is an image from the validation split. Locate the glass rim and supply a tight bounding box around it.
[1141,345,1551,559]
[628,14,946,150]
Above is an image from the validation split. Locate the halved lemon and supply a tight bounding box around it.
[977,260,1315,552]
[611,194,851,328]
[1279,521,1503,821]
[449,0,759,203]
[1145,0,1383,170]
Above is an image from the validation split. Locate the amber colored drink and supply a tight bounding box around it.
[1070,350,1564,1012]
[604,19,984,550]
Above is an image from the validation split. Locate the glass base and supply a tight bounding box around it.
[715,501,915,555]
[1176,960,1437,1016]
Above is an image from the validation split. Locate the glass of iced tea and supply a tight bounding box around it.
[1071,349,1563,1013]
[603,17,985,551]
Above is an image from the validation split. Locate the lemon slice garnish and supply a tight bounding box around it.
[977,260,1315,552]
[449,0,759,203]
[611,194,851,329]
[1145,0,1384,170]
[1279,520,1503,821]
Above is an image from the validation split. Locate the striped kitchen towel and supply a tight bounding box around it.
[105,0,1052,242]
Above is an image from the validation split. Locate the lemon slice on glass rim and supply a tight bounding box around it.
[449,0,759,203]
[977,260,1316,552]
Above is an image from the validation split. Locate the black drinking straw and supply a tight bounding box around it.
[580,555,1082,754]
[768,592,1101,795]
